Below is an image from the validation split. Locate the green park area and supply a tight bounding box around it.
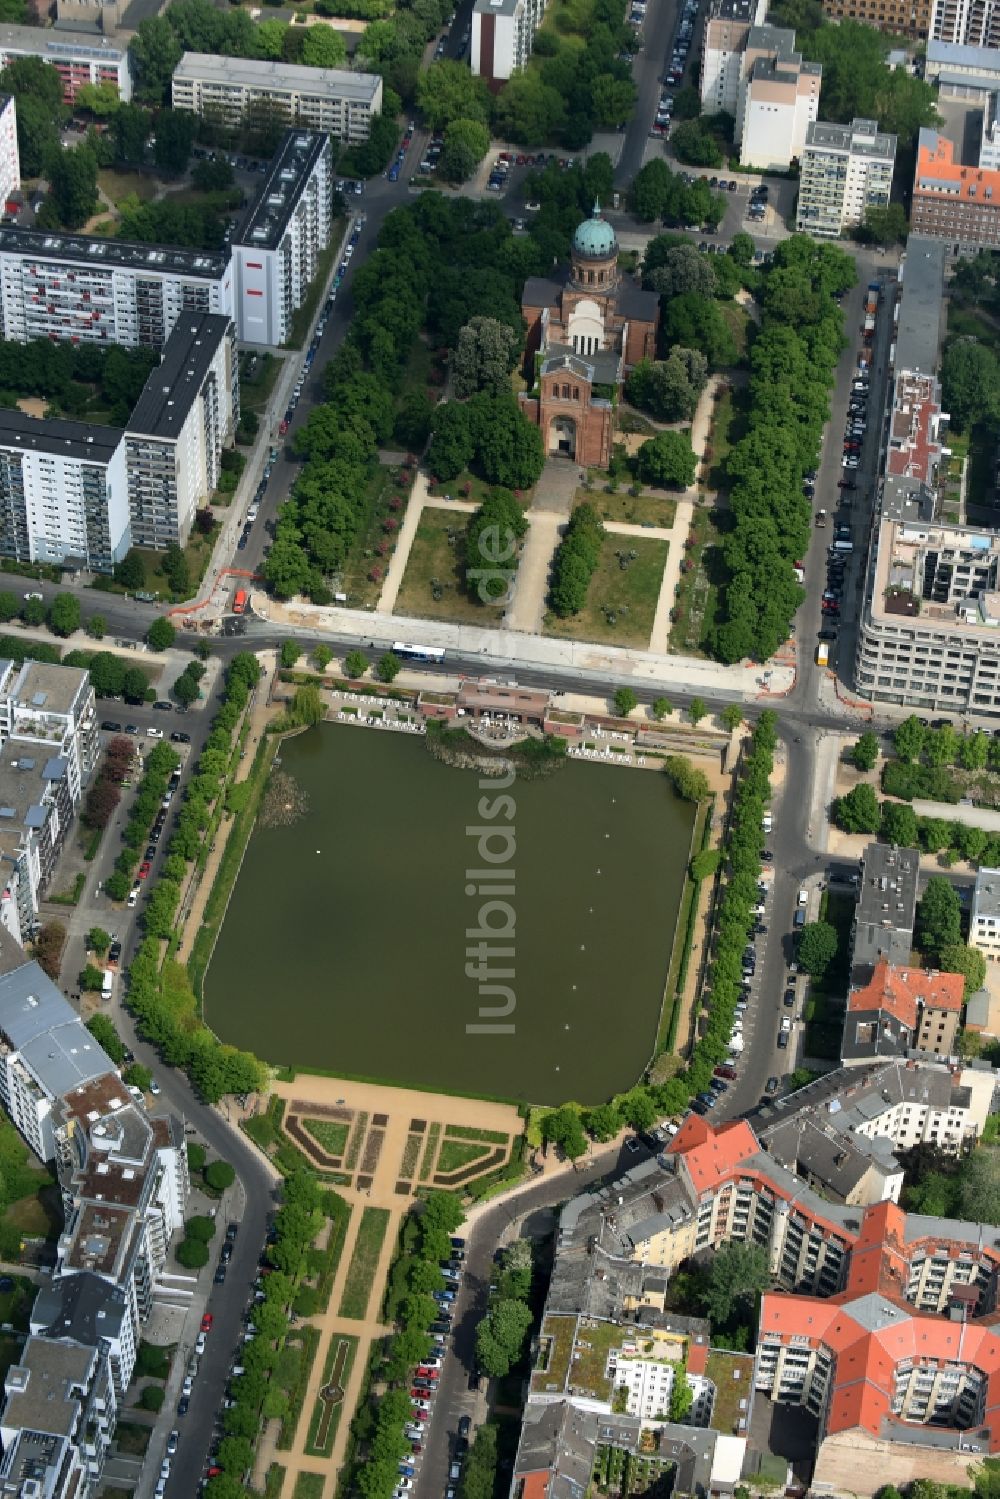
[339,1208,390,1320]
[547,536,667,649]
[574,489,677,529]
[0,1119,60,1256]
[395,509,512,625]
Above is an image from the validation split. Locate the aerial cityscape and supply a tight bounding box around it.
[0,0,996,1495]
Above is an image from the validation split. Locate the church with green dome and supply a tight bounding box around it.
[519,204,660,467]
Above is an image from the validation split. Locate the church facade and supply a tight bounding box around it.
[519,207,659,468]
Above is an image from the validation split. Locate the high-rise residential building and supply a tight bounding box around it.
[699,0,767,115]
[471,0,547,86]
[0,745,79,944]
[0,96,19,220]
[125,312,238,550]
[911,127,1000,253]
[171,53,381,142]
[736,28,821,168]
[0,226,233,349]
[0,24,131,103]
[233,131,333,347]
[930,0,1000,46]
[821,0,932,38]
[0,659,98,808]
[796,117,897,236]
[0,411,129,572]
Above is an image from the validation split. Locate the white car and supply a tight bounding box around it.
[146,727,164,739]
[22,591,42,602]
[127,886,140,908]
[195,1332,207,1355]
[781,1016,792,1032]
[182,1375,194,1396]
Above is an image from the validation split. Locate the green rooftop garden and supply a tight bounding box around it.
[705,1349,754,1435]
[532,1314,577,1394]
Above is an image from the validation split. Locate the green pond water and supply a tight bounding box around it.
[206,724,695,1104]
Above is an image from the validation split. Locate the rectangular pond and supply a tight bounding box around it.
[205,724,695,1105]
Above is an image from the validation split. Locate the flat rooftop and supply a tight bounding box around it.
[927,38,1000,75]
[173,51,382,105]
[235,130,328,254]
[805,117,896,160]
[895,236,947,379]
[3,1336,94,1437]
[0,21,126,59]
[12,659,89,719]
[0,223,229,278]
[870,515,1000,639]
[127,313,231,442]
[0,407,122,465]
[975,866,1000,920]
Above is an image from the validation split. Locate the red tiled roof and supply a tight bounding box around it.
[847,958,964,1029]
[687,1340,709,1376]
[520,1472,550,1499]
[668,1117,759,1193]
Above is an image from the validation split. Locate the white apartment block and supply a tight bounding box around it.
[930,0,1000,47]
[233,130,333,348]
[0,659,98,809]
[125,312,238,550]
[0,226,233,350]
[0,24,131,104]
[971,867,1000,959]
[472,0,547,85]
[172,52,381,143]
[796,117,897,236]
[0,95,19,218]
[0,411,128,573]
[737,36,821,169]
[0,1339,114,1498]
[699,0,767,114]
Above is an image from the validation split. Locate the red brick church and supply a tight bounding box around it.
[519,205,660,468]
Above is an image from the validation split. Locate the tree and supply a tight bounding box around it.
[663,755,710,802]
[671,118,724,167]
[583,1102,620,1141]
[797,921,838,977]
[301,25,347,67]
[113,103,151,167]
[124,1062,153,1092]
[153,109,197,175]
[417,60,490,131]
[79,963,105,992]
[700,1242,769,1325]
[690,848,721,881]
[689,697,707,724]
[344,650,368,679]
[833,782,880,834]
[48,594,80,638]
[176,1238,210,1269]
[721,705,743,733]
[652,697,672,720]
[313,645,333,671]
[852,730,880,771]
[645,244,716,300]
[938,942,987,997]
[472,393,544,490]
[86,1013,125,1063]
[129,16,183,102]
[668,1372,694,1422]
[22,597,45,627]
[87,614,107,640]
[115,551,146,592]
[626,349,708,423]
[859,202,909,245]
[916,876,962,961]
[427,402,475,482]
[550,504,604,617]
[123,666,149,703]
[172,671,201,708]
[451,318,520,399]
[185,1215,216,1243]
[438,118,490,183]
[475,1297,533,1377]
[148,618,176,652]
[35,921,65,980]
[88,926,111,955]
[619,1087,656,1131]
[635,431,697,489]
[942,338,1000,434]
[614,686,638,718]
[45,145,99,230]
[959,1146,1000,1224]
[661,294,737,368]
[140,1385,165,1412]
[880,799,919,847]
[205,1160,236,1191]
[377,652,400,683]
[280,640,301,670]
[541,1105,587,1161]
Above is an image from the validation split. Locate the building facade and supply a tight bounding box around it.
[519,209,658,468]
[796,117,897,236]
[171,53,381,142]
[911,127,1000,253]
[930,0,1000,46]
[0,411,128,573]
[232,131,333,347]
[0,24,130,103]
[0,95,19,220]
[820,0,933,38]
[971,866,1000,959]
[699,0,768,115]
[737,37,821,169]
[125,313,238,550]
[471,0,547,86]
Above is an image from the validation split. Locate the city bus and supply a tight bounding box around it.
[391,642,445,662]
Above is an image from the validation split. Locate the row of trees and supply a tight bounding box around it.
[537,714,778,1159]
[549,503,605,618]
[711,236,855,663]
[463,489,527,603]
[83,734,134,834]
[475,1239,534,1376]
[350,1191,465,1499]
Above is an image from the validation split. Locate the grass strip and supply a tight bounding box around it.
[344,1112,369,1172]
[444,1125,508,1144]
[276,1324,321,1451]
[264,1464,286,1499]
[338,1207,390,1320]
[419,1122,441,1182]
[293,1475,325,1499]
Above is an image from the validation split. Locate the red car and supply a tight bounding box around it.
[411,1387,434,1398]
[411,1444,423,1455]
[138,861,151,879]
[279,418,289,435]
[417,1368,440,1380]
[411,1410,429,1422]
[201,1313,214,1332]
[206,1467,222,1479]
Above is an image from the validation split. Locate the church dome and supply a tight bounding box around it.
[572,204,617,260]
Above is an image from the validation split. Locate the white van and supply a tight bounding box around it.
[101,970,114,1001]
[762,812,773,833]
[797,887,808,907]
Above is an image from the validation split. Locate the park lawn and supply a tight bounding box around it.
[114,1423,152,1457]
[338,466,404,609]
[719,303,751,363]
[574,489,676,529]
[303,1118,349,1157]
[4,1184,61,1242]
[436,1138,490,1174]
[338,1207,390,1320]
[704,383,745,492]
[395,508,510,625]
[0,1277,34,1331]
[293,1476,325,1499]
[133,530,217,601]
[545,534,668,649]
[428,470,506,506]
[0,1334,21,1387]
[668,504,728,656]
[98,170,156,207]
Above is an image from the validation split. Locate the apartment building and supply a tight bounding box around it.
[0,24,131,103]
[125,313,237,550]
[925,38,1000,88]
[172,53,381,143]
[0,96,19,219]
[699,0,767,115]
[0,1339,114,1498]
[911,126,1000,253]
[735,28,821,169]
[796,117,897,236]
[0,411,128,573]
[0,659,97,808]
[971,866,1000,958]
[0,745,77,943]
[471,0,547,85]
[930,0,1000,46]
[851,842,919,979]
[517,1112,1000,1499]
[820,0,932,38]
[0,225,233,350]
[233,131,333,348]
[842,956,964,1061]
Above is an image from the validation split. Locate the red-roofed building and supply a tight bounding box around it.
[843,957,965,1064]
